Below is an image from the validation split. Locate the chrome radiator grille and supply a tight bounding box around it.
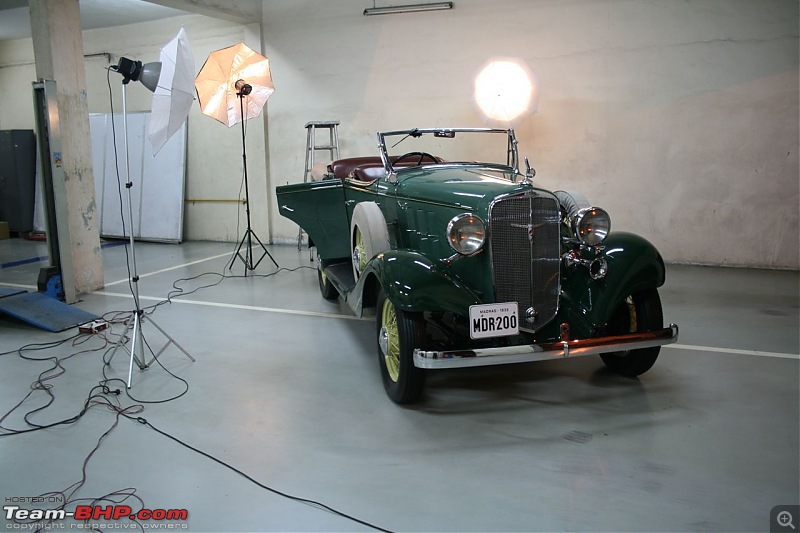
[488,193,561,333]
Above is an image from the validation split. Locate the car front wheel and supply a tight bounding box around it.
[376,288,426,404]
[600,289,663,377]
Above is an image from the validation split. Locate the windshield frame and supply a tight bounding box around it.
[376,127,519,178]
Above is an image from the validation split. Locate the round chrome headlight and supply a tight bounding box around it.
[574,207,610,246]
[447,213,486,255]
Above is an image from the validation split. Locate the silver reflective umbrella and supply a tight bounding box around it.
[195,42,275,127]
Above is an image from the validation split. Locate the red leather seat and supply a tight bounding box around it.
[351,163,387,182]
[329,155,445,182]
[330,157,383,180]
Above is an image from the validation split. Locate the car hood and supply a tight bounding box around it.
[394,165,541,211]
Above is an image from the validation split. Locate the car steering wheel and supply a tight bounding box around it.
[393,151,438,167]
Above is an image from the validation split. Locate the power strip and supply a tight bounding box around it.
[79,320,109,334]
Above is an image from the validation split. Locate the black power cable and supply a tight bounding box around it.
[1,381,393,532]
[130,413,394,533]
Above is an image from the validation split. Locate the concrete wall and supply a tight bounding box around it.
[262,0,799,269]
[0,13,266,243]
[0,1,797,269]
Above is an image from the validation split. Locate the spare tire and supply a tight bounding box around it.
[350,202,390,282]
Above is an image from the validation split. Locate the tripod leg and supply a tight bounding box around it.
[229,229,250,275]
[107,315,135,366]
[142,315,196,364]
[248,229,279,269]
[127,312,142,388]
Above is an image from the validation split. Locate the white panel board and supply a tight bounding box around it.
[90,112,186,243]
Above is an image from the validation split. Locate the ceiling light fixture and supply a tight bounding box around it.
[363,2,453,16]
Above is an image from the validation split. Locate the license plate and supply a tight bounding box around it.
[469,302,519,339]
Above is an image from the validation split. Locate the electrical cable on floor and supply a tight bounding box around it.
[0,359,393,532]
[142,264,315,315]
[4,389,150,532]
[128,413,394,533]
[99,327,190,404]
[0,333,106,433]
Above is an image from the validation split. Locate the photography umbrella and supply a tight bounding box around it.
[149,27,195,155]
[195,42,274,127]
[195,42,278,273]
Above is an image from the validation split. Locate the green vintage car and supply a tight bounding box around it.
[277,128,678,404]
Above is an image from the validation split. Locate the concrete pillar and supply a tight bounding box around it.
[29,0,103,295]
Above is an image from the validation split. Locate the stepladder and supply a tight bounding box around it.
[298,121,340,249]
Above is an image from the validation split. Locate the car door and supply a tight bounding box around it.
[276,180,350,260]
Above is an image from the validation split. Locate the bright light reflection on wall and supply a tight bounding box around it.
[474,59,538,125]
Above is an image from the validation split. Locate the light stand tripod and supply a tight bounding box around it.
[107,71,195,388]
[229,81,278,275]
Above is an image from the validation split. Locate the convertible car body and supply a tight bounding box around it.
[277,128,678,403]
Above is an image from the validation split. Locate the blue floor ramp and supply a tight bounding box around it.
[0,290,99,332]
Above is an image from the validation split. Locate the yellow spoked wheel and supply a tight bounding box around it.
[350,202,390,282]
[380,296,401,382]
[316,249,337,300]
[353,226,368,278]
[376,288,427,404]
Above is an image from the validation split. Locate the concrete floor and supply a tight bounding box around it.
[0,237,798,532]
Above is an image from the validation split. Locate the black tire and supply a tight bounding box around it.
[376,288,426,404]
[315,249,338,300]
[317,268,338,300]
[600,289,663,377]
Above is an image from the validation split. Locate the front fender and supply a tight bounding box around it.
[355,250,482,316]
[562,232,666,330]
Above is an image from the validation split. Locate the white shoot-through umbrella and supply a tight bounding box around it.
[149,27,195,155]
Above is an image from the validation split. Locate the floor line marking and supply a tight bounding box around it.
[0,255,48,269]
[104,252,233,287]
[95,291,371,321]
[1,241,126,270]
[665,343,798,360]
[0,282,38,290]
[90,291,800,356]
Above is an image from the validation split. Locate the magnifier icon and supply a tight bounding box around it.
[778,511,795,530]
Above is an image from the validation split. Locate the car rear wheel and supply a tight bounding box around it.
[315,249,338,300]
[350,202,390,282]
[376,288,426,404]
[600,289,663,377]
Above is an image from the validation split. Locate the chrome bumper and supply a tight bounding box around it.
[413,324,679,370]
